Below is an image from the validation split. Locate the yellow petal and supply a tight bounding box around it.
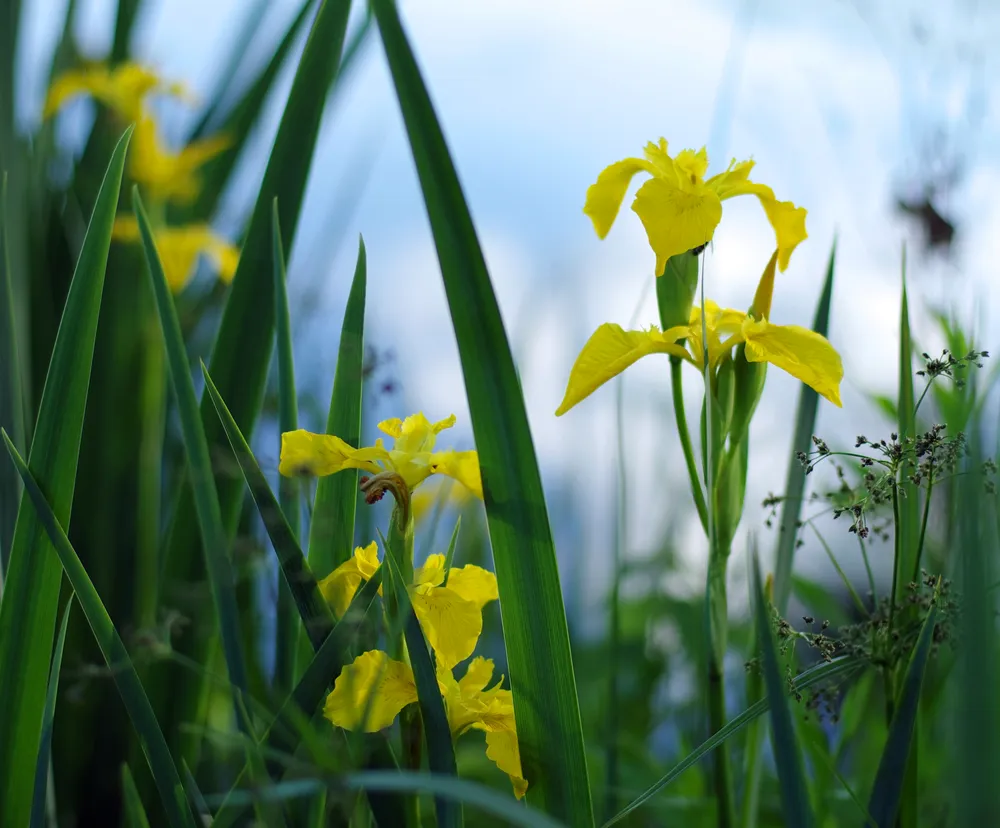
[583,156,659,239]
[130,117,230,204]
[673,146,710,182]
[458,656,496,695]
[484,730,529,799]
[44,63,174,121]
[445,565,498,610]
[414,554,447,588]
[318,559,363,618]
[742,318,843,407]
[111,216,140,241]
[44,68,106,118]
[715,180,807,272]
[555,323,690,416]
[749,251,779,321]
[429,450,483,500]
[409,586,482,670]
[705,158,755,196]
[355,541,380,580]
[279,430,388,477]
[324,650,417,732]
[632,176,723,278]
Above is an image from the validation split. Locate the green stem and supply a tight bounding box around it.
[671,357,709,533]
[706,553,735,828]
[885,482,903,725]
[912,470,933,584]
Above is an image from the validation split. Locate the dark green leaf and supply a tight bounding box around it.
[121,765,152,828]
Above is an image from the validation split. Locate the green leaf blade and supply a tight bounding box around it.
[0,127,131,828]
[370,2,593,821]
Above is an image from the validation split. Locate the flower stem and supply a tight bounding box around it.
[707,552,735,828]
[671,357,709,533]
[912,469,934,584]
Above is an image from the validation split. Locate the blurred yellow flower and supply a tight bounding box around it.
[280,413,482,499]
[318,543,498,670]
[44,62,190,122]
[584,138,807,276]
[556,252,842,415]
[112,216,238,293]
[410,478,477,525]
[325,650,527,799]
[129,117,229,204]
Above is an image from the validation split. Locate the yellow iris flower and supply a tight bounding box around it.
[325,650,527,799]
[556,252,842,415]
[44,62,189,122]
[584,138,807,276]
[280,413,483,499]
[319,543,498,670]
[112,217,238,293]
[129,117,230,204]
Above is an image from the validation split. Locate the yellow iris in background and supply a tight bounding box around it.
[129,117,230,204]
[556,251,842,415]
[584,138,808,276]
[319,543,498,670]
[280,413,483,499]
[112,217,238,293]
[43,62,189,122]
[325,650,526,798]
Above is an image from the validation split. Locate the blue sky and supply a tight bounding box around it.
[19,0,1000,623]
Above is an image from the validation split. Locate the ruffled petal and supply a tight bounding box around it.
[705,158,755,197]
[409,586,482,670]
[484,729,528,799]
[742,318,843,407]
[632,176,723,277]
[458,656,496,695]
[279,430,388,477]
[429,450,483,499]
[355,541,381,580]
[445,565,498,610]
[556,323,691,416]
[318,559,363,617]
[414,554,447,588]
[323,650,417,732]
[583,157,659,239]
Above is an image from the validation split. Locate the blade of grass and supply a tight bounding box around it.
[133,188,249,699]
[603,656,858,827]
[370,2,592,820]
[121,764,152,828]
[866,598,938,827]
[0,172,24,576]
[752,552,813,828]
[773,238,836,613]
[0,127,131,828]
[201,364,335,648]
[273,198,300,695]
[308,236,366,574]
[159,0,353,748]
[29,596,72,828]
[382,531,460,828]
[2,430,196,828]
[180,760,212,823]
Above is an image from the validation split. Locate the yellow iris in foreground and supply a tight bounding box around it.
[280,413,482,499]
[556,256,842,415]
[129,117,230,204]
[584,138,807,276]
[319,543,498,670]
[325,650,527,799]
[112,217,238,293]
[44,62,189,122]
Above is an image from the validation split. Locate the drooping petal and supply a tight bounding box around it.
[484,730,529,799]
[324,650,417,732]
[129,117,230,204]
[555,323,690,416]
[44,63,183,121]
[409,586,482,670]
[583,157,659,239]
[715,180,807,272]
[458,656,496,696]
[414,554,447,588]
[355,541,381,580]
[632,176,723,277]
[429,450,483,500]
[279,430,388,477]
[318,541,380,616]
[742,318,843,407]
[445,565,498,610]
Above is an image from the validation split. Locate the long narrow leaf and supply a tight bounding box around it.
[774,238,836,612]
[133,188,248,697]
[866,601,939,827]
[273,198,300,694]
[753,556,813,828]
[121,765,152,828]
[308,236,366,574]
[29,597,73,828]
[0,127,131,828]
[895,251,919,601]
[370,2,592,820]
[383,538,460,828]
[604,656,859,827]
[201,365,335,648]
[2,430,195,828]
